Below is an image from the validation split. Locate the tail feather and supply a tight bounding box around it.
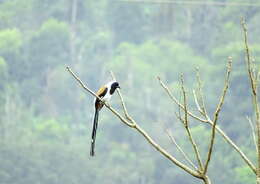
[90,110,99,156]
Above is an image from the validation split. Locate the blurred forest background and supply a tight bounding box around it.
[0,0,260,183]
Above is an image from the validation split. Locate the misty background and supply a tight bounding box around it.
[0,0,259,183]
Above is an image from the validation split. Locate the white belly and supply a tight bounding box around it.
[102,93,112,101]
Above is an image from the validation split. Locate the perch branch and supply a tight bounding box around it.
[67,66,202,179]
[66,66,134,128]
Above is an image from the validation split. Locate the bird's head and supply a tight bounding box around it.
[109,81,120,95]
[111,81,120,90]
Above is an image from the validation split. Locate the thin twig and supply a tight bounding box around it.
[181,76,204,171]
[193,90,204,115]
[241,18,260,179]
[157,77,208,123]
[195,68,209,118]
[203,57,232,174]
[110,71,133,122]
[241,19,257,95]
[214,123,256,173]
[159,115,197,170]
[257,71,260,83]
[133,123,202,178]
[166,130,198,170]
[247,116,258,152]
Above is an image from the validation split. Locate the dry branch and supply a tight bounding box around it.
[180,76,203,171]
[165,130,198,170]
[214,123,256,174]
[110,71,133,122]
[241,18,260,182]
[203,57,232,174]
[157,77,208,123]
[193,90,204,116]
[247,116,258,152]
[195,69,208,118]
[66,66,134,128]
[158,73,257,174]
[66,66,203,180]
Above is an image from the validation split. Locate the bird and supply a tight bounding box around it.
[90,80,120,156]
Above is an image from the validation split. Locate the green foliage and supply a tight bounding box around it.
[34,118,69,141]
[0,57,7,104]
[0,56,7,77]
[0,28,22,54]
[109,39,211,85]
[29,18,70,68]
[0,0,35,28]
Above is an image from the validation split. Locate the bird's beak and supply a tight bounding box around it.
[117,86,121,89]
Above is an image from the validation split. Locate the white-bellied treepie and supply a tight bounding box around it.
[90,81,120,156]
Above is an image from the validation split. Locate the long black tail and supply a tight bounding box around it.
[90,109,99,156]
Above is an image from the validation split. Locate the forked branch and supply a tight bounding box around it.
[66,66,203,180]
[158,66,256,174]
[157,77,208,123]
[165,130,198,170]
[110,71,133,122]
[203,57,232,174]
[66,66,134,128]
[180,76,204,171]
[241,18,260,182]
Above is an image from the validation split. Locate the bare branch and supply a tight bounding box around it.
[257,70,260,84]
[214,123,256,173]
[193,90,204,115]
[241,18,257,95]
[247,116,258,152]
[195,68,209,118]
[241,18,260,179]
[67,66,202,179]
[181,76,204,171]
[134,123,202,178]
[158,75,257,174]
[110,71,133,122]
[157,77,208,123]
[203,57,232,174]
[166,130,198,170]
